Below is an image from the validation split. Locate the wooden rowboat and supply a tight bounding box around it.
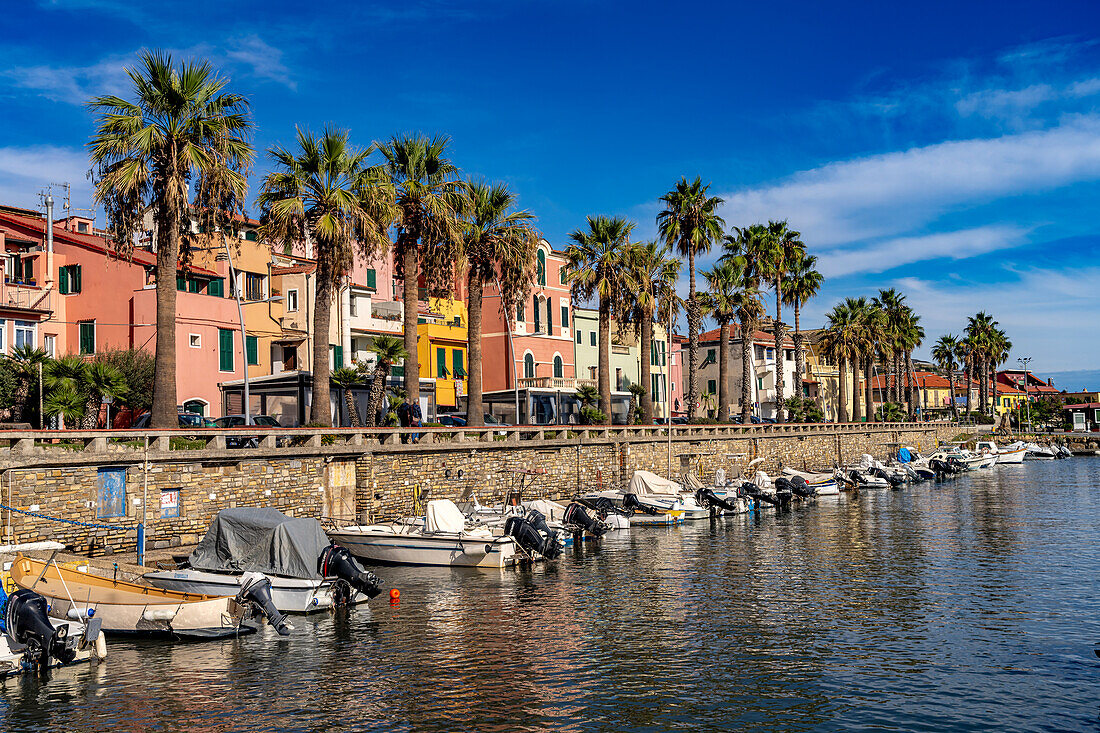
[10,555,255,640]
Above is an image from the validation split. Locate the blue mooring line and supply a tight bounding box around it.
[0,503,136,531]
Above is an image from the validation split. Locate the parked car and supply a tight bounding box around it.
[214,414,284,448]
[437,414,467,427]
[131,412,214,429]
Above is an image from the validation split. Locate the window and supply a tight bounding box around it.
[757,377,763,390]
[176,274,186,290]
[766,347,774,360]
[553,355,563,378]
[536,250,546,286]
[0,319,5,353]
[43,334,55,357]
[245,273,264,301]
[189,334,201,349]
[286,289,299,312]
[523,353,535,378]
[79,321,95,355]
[183,400,206,416]
[332,345,344,370]
[785,349,794,361]
[77,222,89,234]
[20,256,33,282]
[208,278,224,297]
[755,345,764,360]
[366,268,377,290]
[453,350,465,378]
[546,297,553,332]
[244,230,258,242]
[218,328,234,371]
[437,347,448,377]
[561,304,569,328]
[516,300,524,322]
[707,379,716,395]
[14,321,35,349]
[533,295,541,332]
[58,264,82,294]
[576,330,582,344]
[349,294,357,317]
[559,265,566,284]
[616,368,624,391]
[246,335,259,366]
[187,277,202,293]
[589,331,597,346]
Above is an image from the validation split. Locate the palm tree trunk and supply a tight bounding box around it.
[906,351,915,419]
[965,364,972,415]
[640,316,654,423]
[401,238,420,412]
[367,366,387,426]
[466,271,485,427]
[150,216,180,428]
[344,387,361,427]
[838,356,849,423]
[793,303,804,404]
[310,254,333,426]
[948,365,958,420]
[717,321,730,422]
[598,296,612,424]
[990,363,999,420]
[740,320,753,423]
[686,246,698,420]
[773,277,785,422]
[82,394,100,429]
[864,356,874,422]
[852,358,862,423]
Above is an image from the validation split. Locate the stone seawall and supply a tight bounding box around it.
[1,425,957,556]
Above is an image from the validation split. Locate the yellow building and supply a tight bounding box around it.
[417,297,468,410]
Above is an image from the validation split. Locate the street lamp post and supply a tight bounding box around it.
[1017,356,1032,432]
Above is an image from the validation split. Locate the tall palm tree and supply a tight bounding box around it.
[656,177,725,419]
[564,215,635,424]
[623,241,681,423]
[461,181,539,427]
[701,259,749,422]
[900,309,924,418]
[856,300,886,422]
[822,302,858,423]
[378,134,465,412]
[931,334,960,420]
[89,50,253,428]
[957,335,975,416]
[783,252,823,406]
[365,335,408,427]
[763,220,805,422]
[873,289,907,404]
[966,312,997,414]
[722,224,770,422]
[258,127,391,426]
[331,366,363,427]
[840,296,876,423]
[988,326,1011,419]
[7,345,48,424]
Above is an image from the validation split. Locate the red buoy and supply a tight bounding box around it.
[389,588,400,602]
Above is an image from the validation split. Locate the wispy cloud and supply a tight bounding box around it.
[226,35,296,90]
[0,145,91,210]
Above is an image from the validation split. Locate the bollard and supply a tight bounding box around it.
[136,522,145,567]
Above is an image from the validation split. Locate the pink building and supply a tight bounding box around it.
[670,334,687,418]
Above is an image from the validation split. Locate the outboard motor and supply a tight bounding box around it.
[562,502,608,537]
[740,481,779,507]
[694,487,740,513]
[504,515,562,560]
[772,477,796,505]
[928,458,950,480]
[621,493,660,516]
[780,475,814,499]
[2,589,75,669]
[237,572,291,636]
[320,543,383,603]
[872,467,904,487]
[946,457,967,474]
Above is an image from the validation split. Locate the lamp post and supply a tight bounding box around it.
[1017,356,1032,432]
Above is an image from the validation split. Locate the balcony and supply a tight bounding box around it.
[0,280,51,313]
[517,376,596,390]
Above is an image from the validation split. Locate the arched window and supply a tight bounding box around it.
[524,352,535,379]
[553,354,563,378]
[537,249,546,286]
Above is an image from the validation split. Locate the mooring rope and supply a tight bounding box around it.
[0,503,135,531]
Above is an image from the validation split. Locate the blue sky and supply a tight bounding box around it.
[3,1,1100,385]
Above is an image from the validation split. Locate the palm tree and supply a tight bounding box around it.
[563,215,635,424]
[7,345,48,424]
[378,134,465,411]
[80,361,128,429]
[331,367,363,427]
[988,326,1011,419]
[782,252,823,406]
[575,383,603,425]
[89,51,253,428]
[623,241,681,423]
[43,355,87,428]
[843,296,877,423]
[627,383,647,424]
[461,180,539,427]
[854,300,885,422]
[763,220,805,422]
[966,312,997,414]
[873,289,907,404]
[957,336,975,416]
[822,302,857,422]
[656,177,725,419]
[931,334,960,420]
[365,336,408,427]
[701,259,749,422]
[258,127,391,426]
[900,309,924,418]
[722,224,770,422]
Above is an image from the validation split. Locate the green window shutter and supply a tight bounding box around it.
[72,265,81,293]
[708,379,716,395]
[537,250,546,286]
[590,332,596,347]
[245,230,258,242]
[366,269,377,289]
[453,349,464,377]
[58,266,69,295]
[79,322,95,355]
[177,275,186,290]
[333,345,344,369]
[188,278,201,293]
[576,330,581,344]
[546,298,553,331]
[391,364,404,377]
[436,347,447,377]
[208,278,224,297]
[23,257,33,282]
[561,304,568,328]
[517,301,524,321]
[219,329,234,371]
[246,335,258,365]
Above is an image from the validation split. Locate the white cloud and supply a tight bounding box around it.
[3,55,132,103]
[0,145,93,211]
[226,35,296,90]
[719,117,1100,248]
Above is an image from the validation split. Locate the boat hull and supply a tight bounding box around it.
[0,616,106,678]
[142,570,357,613]
[328,530,518,568]
[995,448,1026,464]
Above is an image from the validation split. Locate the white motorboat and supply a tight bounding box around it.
[144,508,382,613]
[328,500,522,568]
[976,440,1026,464]
[626,471,710,520]
[0,577,106,677]
[781,467,841,495]
[1024,442,1057,460]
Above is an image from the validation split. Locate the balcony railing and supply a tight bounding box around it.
[517,376,597,390]
[0,281,51,311]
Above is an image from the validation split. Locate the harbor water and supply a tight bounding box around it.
[3,458,1100,732]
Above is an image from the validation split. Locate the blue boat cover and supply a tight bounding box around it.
[897,447,912,463]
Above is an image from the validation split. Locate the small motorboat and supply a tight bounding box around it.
[0,581,106,677]
[328,499,529,568]
[1024,442,1057,460]
[780,467,841,495]
[10,554,260,638]
[977,440,1026,464]
[144,508,382,614]
[578,470,703,522]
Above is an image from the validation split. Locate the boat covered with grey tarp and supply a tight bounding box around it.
[143,507,382,613]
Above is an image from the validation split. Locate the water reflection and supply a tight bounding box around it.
[3,459,1100,732]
